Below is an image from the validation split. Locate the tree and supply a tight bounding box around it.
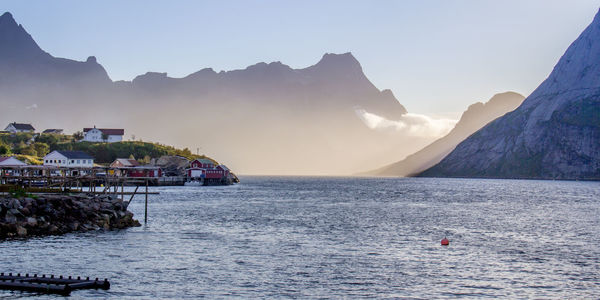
[0,144,9,155]
[73,131,84,141]
[33,142,50,157]
[101,132,109,142]
[20,145,37,156]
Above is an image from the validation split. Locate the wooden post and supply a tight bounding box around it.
[144,177,148,224]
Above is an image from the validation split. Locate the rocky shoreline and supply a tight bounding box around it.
[0,194,141,239]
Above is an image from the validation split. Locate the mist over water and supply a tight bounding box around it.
[1,177,598,298]
[355,108,457,137]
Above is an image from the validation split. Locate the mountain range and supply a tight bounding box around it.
[365,91,525,176]
[420,10,600,180]
[0,12,432,175]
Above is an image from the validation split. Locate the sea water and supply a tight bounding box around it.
[1,177,599,298]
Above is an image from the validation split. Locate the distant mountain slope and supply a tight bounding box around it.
[420,10,600,180]
[0,12,111,86]
[364,92,525,176]
[0,11,424,175]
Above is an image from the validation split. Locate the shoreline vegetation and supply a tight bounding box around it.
[0,132,218,166]
[0,188,140,239]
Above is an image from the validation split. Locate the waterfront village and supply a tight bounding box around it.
[0,122,238,187]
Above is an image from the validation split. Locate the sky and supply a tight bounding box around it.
[3,0,600,118]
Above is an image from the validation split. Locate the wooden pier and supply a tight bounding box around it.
[0,272,109,296]
[0,165,159,223]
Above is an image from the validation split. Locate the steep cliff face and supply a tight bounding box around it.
[0,12,111,86]
[420,10,600,180]
[365,92,525,176]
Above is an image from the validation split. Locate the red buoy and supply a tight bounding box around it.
[441,238,449,246]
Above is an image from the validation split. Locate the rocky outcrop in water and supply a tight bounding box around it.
[420,10,600,180]
[0,194,141,239]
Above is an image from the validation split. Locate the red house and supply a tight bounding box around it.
[216,165,230,177]
[187,159,216,178]
[126,166,162,178]
[110,158,162,177]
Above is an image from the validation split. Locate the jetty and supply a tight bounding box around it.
[0,165,159,223]
[0,272,109,296]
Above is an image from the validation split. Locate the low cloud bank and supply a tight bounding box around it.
[356,108,457,138]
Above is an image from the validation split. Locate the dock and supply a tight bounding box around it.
[0,273,109,296]
[0,165,159,223]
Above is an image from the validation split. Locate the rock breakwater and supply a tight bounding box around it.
[0,194,141,239]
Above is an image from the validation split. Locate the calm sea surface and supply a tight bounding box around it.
[1,177,599,299]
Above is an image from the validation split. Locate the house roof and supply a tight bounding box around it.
[83,128,124,136]
[8,122,35,130]
[43,129,63,133]
[193,158,215,165]
[0,156,27,166]
[113,158,140,167]
[217,165,230,171]
[53,151,93,159]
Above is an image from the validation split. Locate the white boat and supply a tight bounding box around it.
[184,180,203,186]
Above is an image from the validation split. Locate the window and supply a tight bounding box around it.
[71,160,75,164]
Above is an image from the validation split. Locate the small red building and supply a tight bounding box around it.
[110,158,162,177]
[188,159,216,178]
[126,166,162,178]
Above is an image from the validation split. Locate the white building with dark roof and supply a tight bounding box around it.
[4,122,35,133]
[43,151,94,168]
[82,126,124,143]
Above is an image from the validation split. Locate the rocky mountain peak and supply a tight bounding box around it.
[0,12,15,24]
[312,52,362,72]
[0,11,49,61]
[523,9,600,113]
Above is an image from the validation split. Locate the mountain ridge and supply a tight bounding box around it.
[0,11,418,175]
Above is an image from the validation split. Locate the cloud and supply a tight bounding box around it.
[25,104,38,110]
[355,108,457,138]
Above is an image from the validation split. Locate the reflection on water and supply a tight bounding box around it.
[1,177,599,298]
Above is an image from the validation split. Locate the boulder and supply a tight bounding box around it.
[26,217,37,227]
[16,226,27,237]
[4,211,17,224]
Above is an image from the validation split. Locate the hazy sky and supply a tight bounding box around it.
[3,1,600,117]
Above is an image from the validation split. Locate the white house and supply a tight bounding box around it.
[82,126,124,143]
[0,156,28,166]
[43,151,94,168]
[4,122,35,133]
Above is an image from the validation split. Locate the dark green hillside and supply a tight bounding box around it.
[53,141,215,164]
